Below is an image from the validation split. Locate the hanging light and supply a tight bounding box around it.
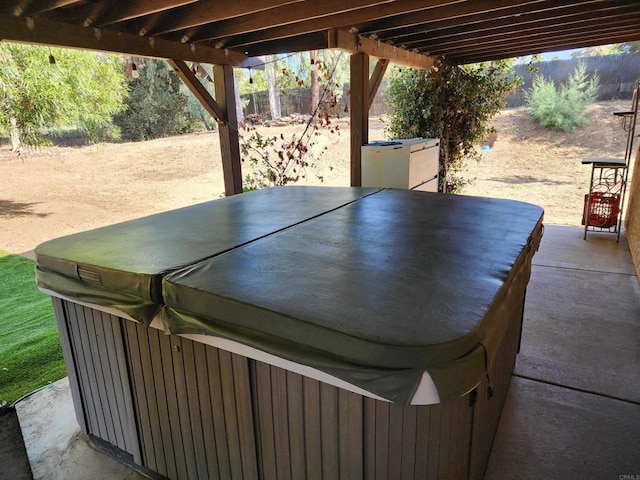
[48,47,56,65]
[248,67,253,84]
[131,62,140,79]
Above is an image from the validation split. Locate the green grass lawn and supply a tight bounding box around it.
[0,250,66,404]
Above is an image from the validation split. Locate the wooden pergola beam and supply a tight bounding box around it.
[453,31,640,64]
[329,29,434,70]
[350,52,369,187]
[181,0,396,43]
[381,0,629,44]
[213,64,244,196]
[0,15,246,65]
[168,59,225,122]
[223,0,462,51]
[348,56,391,188]
[368,59,389,111]
[430,21,640,57]
[142,0,304,36]
[93,0,198,27]
[414,12,640,53]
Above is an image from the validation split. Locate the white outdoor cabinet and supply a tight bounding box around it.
[362,138,440,191]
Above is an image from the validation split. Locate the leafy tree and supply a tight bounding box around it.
[386,59,520,192]
[525,62,599,132]
[570,42,640,57]
[0,42,126,153]
[114,58,203,141]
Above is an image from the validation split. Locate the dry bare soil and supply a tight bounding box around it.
[0,101,631,255]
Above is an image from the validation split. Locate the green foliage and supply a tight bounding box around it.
[525,63,599,132]
[386,59,520,192]
[236,68,268,94]
[114,59,203,141]
[0,43,126,151]
[0,251,66,404]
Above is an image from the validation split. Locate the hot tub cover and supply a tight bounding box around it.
[35,186,377,323]
[163,189,544,404]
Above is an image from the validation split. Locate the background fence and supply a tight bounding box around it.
[505,53,640,107]
[240,53,640,118]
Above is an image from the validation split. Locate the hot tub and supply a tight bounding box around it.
[36,187,543,480]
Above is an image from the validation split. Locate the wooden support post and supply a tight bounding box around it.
[213,64,243,196]
[350,52,369,187]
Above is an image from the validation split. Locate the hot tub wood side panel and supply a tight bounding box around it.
[469,293,525,480]
[54,295,523,480]
[55,299,139,459]
[363,394,473,480]
[123,319,259,480]
[251,362,475,480]
[252,362,364,480]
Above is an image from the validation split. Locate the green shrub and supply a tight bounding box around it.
[386,59,520,192]
[115,59,203,141]
[525,63,599,132]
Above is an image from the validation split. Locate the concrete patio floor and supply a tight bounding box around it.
[12,224,640,479]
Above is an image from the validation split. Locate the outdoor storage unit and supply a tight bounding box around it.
[361,138,440,192]
[36,187,543,480]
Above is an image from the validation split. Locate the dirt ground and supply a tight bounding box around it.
[0,101,631,255]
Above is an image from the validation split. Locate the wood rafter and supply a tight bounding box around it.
[378,0,625,43]
[24,0,84,15]
[1,1,639,75]
[453,31,640,64]
[409,10,640,51]
[177,0,399,43]
[360,0,554,35]
[141,0,304,36]
[423,19,640,56]
[94,0,198,27]
[329,29,435,70]
[223,0,461,50]
[0,15,246,65]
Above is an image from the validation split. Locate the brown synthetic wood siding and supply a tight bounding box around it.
[52,298,88,434]
[363,394,472,480]
[252,361,365,480]
[57,300,137,457]
[123,320,259,480]
[469,294,525,480]
[54,295,524,480]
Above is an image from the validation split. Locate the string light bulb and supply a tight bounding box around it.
[248,67,253,84]
[131,62,140,79]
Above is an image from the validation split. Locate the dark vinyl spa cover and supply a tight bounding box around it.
[35,187,377,323]
[163,189,544,404]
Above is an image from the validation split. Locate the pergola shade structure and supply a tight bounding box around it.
[2,0,640,194]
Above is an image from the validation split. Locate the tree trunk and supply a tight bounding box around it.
[233,71,244,126]
[310,50,319,123]
[265,55,281,120]
[10,118,22,154]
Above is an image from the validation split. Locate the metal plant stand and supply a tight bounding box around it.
[583,81,639,241]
